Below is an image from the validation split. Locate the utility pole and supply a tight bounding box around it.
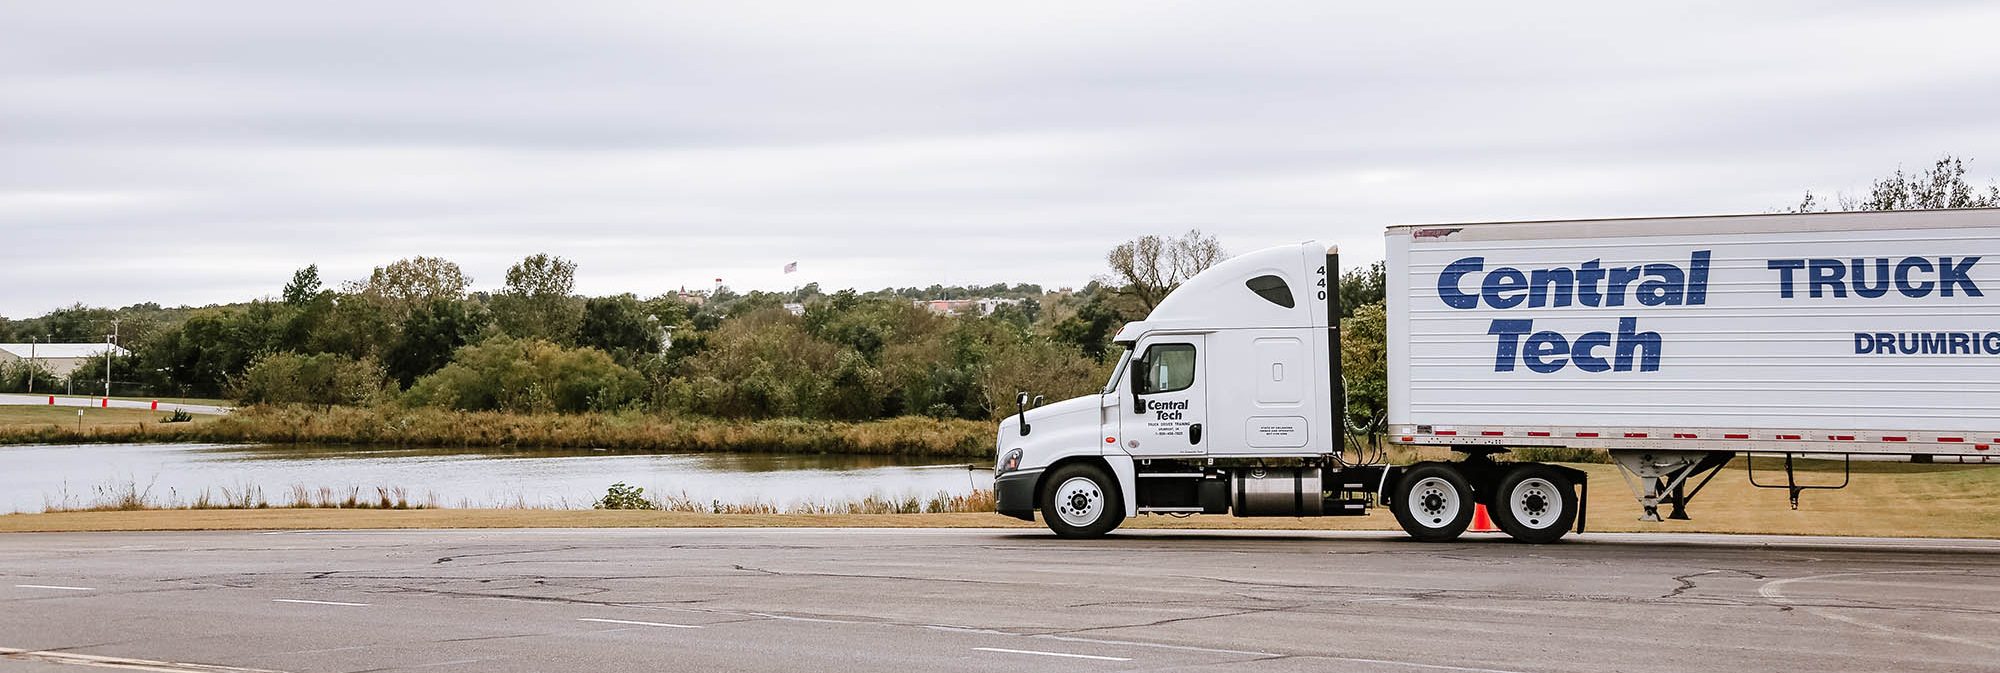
[104,318,120,399]
[26,336,35,394]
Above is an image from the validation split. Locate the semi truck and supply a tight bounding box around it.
[993,208,2000,543]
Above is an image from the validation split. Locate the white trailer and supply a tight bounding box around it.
[993,208,2000,542]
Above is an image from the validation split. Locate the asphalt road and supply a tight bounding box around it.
[0,394,230,415]
[2,528,1998,673]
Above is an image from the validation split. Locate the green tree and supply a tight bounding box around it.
[1103,229,1225,312]
[1339,301,1389,443]
[282,265,322,306]
[232,352,395,407]
[384,298,491,387]
[1338,261,1386,318]
[404,336,644,413]
[1792,155,2000,212]
[578,294,661,364]
[492,253,584,344]
[344,256,471,318]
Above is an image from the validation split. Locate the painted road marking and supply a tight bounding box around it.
[271,599,370,607]
[578,618,702,629]
[0,647,288,672]
[14,584,94,591]
[973,647,1131,662]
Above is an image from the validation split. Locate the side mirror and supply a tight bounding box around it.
[1129,358,1145,414]
[1016,391,1029,409]
[1032,395,1044,408]
[1015,392,1031,436]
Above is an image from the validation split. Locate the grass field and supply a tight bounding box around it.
[7,459,1998,537]
[0,406,223,431]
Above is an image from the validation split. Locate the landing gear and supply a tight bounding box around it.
[1040,463,1125,538]
[1391,463,1474,542]
[1490,464,1578,544]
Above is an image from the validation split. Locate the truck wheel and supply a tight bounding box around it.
[1491,464,1577,544]
[1040,462,1124,538]
[1392,464,1473,542]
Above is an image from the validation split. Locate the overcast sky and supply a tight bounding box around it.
[4,1,1999,317]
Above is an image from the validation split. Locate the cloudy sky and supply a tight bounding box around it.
[4,1,1999,317]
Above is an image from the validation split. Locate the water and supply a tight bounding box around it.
[0,443,990,513]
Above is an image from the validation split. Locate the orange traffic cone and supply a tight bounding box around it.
[1471,503,1497,532]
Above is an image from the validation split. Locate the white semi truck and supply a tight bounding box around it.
[993,208,2000,542]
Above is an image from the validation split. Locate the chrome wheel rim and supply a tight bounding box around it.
[1411,476,1460,528]
[1054,476,1105,528]
[1509,477,1562,529]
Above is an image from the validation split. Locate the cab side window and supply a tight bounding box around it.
[1137,343,1197,394]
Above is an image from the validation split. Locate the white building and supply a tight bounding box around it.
[0,343,132,378]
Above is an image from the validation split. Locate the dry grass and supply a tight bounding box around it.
[0,406,222,433]
[8,461,2000,538]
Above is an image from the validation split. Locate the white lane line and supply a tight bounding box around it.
[973,647,1131,662]
[0,647,289,672]
[271,598,370,607]
[14,584,95,591]
[577,618,702,629]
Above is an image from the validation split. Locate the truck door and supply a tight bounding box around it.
[1121,336,1208,456]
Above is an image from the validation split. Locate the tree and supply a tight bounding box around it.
[403,336,644,413]
[492,253,584,344]
[282,265,322,306]
[1791,155,2000,212]
[384,298,491,387]
[344,256,471,317]
[578,294,662,364]
[1339,302,1389,444]
[1338,261,1386,318]
[1103,229,1225,312]
[232,353,395,407]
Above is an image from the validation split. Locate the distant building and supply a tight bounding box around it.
[782,302,806,316]
[675,287,709,306]
[914,297,1020,316]
[0,343,132,378]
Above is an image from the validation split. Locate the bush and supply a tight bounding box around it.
[231,352,395,407]
[595,482,654,510]
[403,337,644,413]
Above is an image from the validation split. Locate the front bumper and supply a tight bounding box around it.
[994,469,1040,521]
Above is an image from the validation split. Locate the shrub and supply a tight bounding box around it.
[595,482,654,510]
[403,337,644,413]
[231,352,395,407]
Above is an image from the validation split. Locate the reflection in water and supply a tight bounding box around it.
[3,443,987,513]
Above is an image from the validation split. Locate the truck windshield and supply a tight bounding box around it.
[1103,348,1130,394]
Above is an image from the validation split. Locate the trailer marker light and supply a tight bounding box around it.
[1939,437,1964,443]
[1725,433,1749,440]
[1105,437,1116,444]
[1400,436,1414,442]
[1527,431,1551,437]
[1674,433,1696,439]
[1574,432,1598,438]
[1830,435,1854,441]
[1435,430,1457,436]
[1777,434,1801,440]
[1481,431,1504,436]
[1883,436,1908,442]
[1977,445,1990,451]
[1624,433,1647,438]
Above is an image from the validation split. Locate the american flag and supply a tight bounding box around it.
[783,261,798,274]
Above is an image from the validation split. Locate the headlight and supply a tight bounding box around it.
[998,448,1023,474]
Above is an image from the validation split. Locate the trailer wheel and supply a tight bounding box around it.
[1491,464,1577,544]
[1040,463,1124,538]
[1392,464,1473,542]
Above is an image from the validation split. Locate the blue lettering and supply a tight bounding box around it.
[1850,258,1889,298]
[1487,319,1533,371]
[1576,260,1605,307]
[1941,257,1982,297]
[1637,264,1685,306]
[1853,333,1875,354]
[1896,257,1935,298]
[1686,251,1710,304]
[1483,268,1528,309]
[1522,332,1569,373]
[1768,259,1805,298]
[1528,268,1573,308]
[1808,259,1847,298]
[1613,317,1660,372]
[1438,257,1483,309]
[1572,332,1612,371]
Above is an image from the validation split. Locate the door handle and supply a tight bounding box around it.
[1190,423,1203,444]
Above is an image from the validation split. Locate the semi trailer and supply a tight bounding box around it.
[993,208,2000,542]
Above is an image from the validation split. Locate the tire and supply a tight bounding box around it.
[1392,463,1474,542]
[1039,462,1125,538]
[1490,464,1578,544]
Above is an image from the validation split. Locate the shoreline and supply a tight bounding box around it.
[0,405,995,457]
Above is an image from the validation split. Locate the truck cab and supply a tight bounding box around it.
[994,242,1504,537]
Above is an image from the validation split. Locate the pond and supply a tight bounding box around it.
[0,443,991,513]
